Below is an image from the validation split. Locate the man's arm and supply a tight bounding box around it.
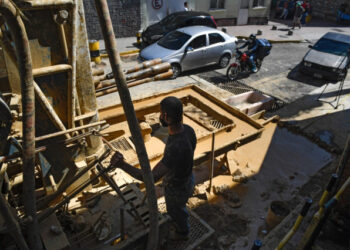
[111,151,169,182]
[238,42,248,49]
[119,160,169,183]
[248,42,258,54]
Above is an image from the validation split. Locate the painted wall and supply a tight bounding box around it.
[84,0,141,39]
[190,0,271,22]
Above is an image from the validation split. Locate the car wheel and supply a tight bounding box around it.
[219,54,231,68]
[171,64,181,79]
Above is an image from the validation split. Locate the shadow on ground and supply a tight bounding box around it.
[287,64,331,87]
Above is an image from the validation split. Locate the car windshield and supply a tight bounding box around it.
[313,38,350,56]
[161,14,177,26]
[157,31,191,50]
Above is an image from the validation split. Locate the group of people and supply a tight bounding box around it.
[276,0,311,29]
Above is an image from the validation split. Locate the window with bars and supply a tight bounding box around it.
[253,0,265,7]
[210,0,225,9]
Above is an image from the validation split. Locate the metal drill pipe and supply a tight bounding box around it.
[68,0,78,129]
[92,68,105,76]
[125,62,171,81]
[94,1,159,249]
[124,58,162,74]
[95,69,173,97]
[0,0,41,248]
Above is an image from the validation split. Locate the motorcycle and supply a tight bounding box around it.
[226,49,262,81]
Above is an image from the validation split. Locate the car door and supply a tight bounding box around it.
[181,34,207,71]
[206,33,226,65]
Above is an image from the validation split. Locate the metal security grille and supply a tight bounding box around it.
[111,137,133,151]
[159,202,215,250]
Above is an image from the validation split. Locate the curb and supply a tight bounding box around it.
[236,35,303,44]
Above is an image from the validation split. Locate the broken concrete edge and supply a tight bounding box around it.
[236,35,303,44]
[276,120,342,155]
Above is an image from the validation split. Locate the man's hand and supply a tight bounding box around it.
[110,151,125,168]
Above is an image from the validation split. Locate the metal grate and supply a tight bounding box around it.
[210,119,224,129]
[158,202,215,250]
[110,137,133,151]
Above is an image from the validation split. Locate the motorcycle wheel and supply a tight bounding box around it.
[227,64,240,81]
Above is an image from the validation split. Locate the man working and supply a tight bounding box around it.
[110,96,197,240]
[238,34,259,72]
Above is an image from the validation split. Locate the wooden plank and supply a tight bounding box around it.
[39,213,70,250]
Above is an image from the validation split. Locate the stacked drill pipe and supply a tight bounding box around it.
[96,69,173,97]
[94,59,173,97]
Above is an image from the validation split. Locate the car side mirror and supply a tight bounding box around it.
[308,45,313,49]
[186,46,194,52]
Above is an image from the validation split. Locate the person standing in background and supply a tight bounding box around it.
[184,2,189,11]
[292,2,305,29]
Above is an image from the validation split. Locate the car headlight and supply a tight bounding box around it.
[332,68,343,73]
[304,61,312,67]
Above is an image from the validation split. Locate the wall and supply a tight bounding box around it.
[191,0,271,25]
[311,0,344,20]
[83,0,141,40]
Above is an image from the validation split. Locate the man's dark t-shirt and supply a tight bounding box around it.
[161,124,196,188]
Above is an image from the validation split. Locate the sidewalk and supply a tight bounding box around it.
[107,18,350,54]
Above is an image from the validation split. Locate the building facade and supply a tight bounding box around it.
[83,0,272,40]
[189,0,272,26]
[311,0,346,21]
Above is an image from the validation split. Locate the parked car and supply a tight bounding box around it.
[299,32,350,81]
[140,26,237,78]
[142,11,217,45]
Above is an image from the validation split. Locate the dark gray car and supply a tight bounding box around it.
[140,26,237,78]
[300,32,350,81]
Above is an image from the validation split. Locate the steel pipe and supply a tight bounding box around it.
[0,0,42,248]
[125,62,171,81]
[32,64,72,77]
[124,58,162,74]
[95,69,173,97]
[94,1,159,249]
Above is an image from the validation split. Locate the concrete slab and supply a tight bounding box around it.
[192,122,333,249]
[275,81,350,148]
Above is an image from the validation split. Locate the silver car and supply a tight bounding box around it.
[140,26,237,78]
[300,32,350,81]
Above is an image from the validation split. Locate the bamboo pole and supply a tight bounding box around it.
[94,1,159,249]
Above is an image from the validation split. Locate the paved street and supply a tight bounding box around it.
[195,42,337,103]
